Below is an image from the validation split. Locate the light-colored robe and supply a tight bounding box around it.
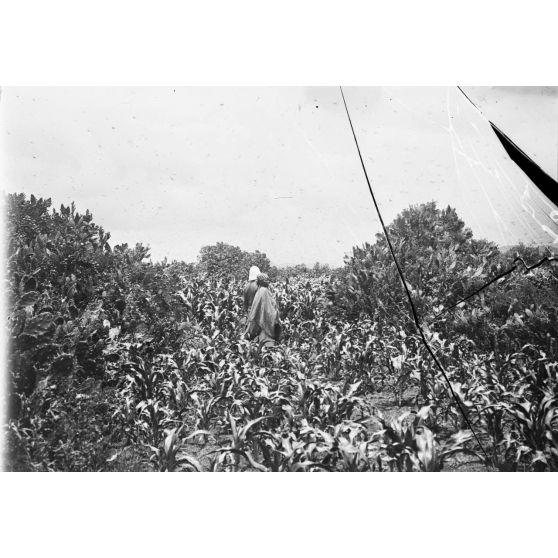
[245,286,282,347]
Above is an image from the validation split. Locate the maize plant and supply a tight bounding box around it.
[6,193,558,472]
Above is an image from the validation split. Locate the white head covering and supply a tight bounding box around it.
[248,266,261,281]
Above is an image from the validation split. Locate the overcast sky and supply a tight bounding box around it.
[1,86,557,266]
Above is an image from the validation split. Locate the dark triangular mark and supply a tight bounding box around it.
[490,121,558,207]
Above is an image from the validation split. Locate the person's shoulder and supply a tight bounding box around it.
[253,285,267,297]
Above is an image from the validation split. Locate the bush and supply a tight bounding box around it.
[4,193,557,472]
[331,202,502,323]
[5,193,152,468]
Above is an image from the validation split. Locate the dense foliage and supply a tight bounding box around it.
[197,242,271,280]
[4,194,557,471]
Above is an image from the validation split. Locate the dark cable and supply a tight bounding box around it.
[456,86,478,111]
[433,255,557,319]
[339,86,490,464]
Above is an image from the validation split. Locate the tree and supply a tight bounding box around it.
[330,202,500,325]
[197,242,270,280]
[245,249,271,276]
[197,243,245,277]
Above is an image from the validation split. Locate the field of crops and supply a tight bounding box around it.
[5,194,558,471]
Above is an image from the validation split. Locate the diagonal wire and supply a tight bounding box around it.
[433,255,557,319]
[443,87,558,318]
[339,86,490,465]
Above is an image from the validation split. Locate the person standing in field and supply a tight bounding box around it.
[243,265,260,314]
[245,273,282,350]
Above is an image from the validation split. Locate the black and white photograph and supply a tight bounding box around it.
[2,2,558,556]
[2,85,557,473]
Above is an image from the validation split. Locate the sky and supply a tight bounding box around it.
[1,86,557,266]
